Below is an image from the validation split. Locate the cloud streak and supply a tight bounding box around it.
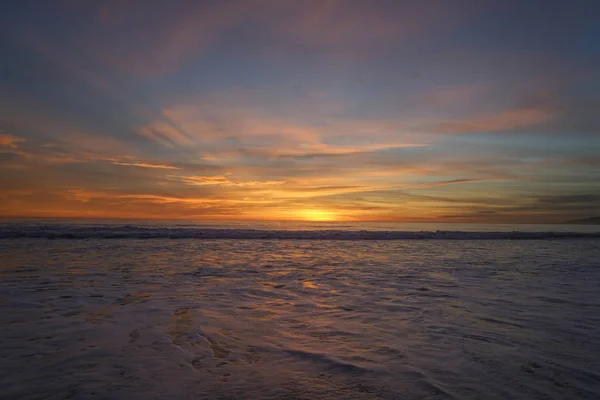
[106,160,182,170]
[0,134,24,149]
[1,0,599,222]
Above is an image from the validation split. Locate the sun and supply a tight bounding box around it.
[301,209,337,222]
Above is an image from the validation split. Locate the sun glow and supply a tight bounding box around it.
[300,209,337,221]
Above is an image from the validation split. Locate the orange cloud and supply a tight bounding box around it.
[105,159,181,170]
[62,188,276,207]
[137,92,430,158]
[174,175,286,187]
[409,178,504,189]
[434,107,558,133]
[0,134,24,149]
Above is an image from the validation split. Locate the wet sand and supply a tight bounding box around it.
[1,239,599,399]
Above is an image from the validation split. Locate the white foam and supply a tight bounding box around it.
[0,224,599,240]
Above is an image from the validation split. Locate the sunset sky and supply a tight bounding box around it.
[1,0,599,222]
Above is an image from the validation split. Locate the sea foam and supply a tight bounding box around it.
[1,224,599,240]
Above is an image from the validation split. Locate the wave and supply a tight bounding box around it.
[1,224,599,240]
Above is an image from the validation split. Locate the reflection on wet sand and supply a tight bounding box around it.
[1,239,600,399]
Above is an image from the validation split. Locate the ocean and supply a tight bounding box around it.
[1,220,599,399]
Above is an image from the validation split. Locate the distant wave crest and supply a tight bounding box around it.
[1,224,599,240]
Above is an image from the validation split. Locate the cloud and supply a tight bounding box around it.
[261,0,487,57]
[136,81,567,167]
[135,89,431,158]
[105,159,181,170]
[174,175,286,187]
[32,0,489,78]
[50,0,253,77]
[2,1,598,223]
[433,107,558,134]
[409,178,497,189]
[0,134,25,149]
[419,84,492,107]
[534,194,600,205]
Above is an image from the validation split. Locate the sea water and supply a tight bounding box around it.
[1,221,599,399]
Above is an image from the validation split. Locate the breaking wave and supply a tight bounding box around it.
[1,224,599,240]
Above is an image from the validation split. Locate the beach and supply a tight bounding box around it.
[3,1,600,398]
[2,225,599,399]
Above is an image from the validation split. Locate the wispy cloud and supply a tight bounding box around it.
[409,178,499,189]
[433,107,558,134]
[53,0,253,77]
[174,175,286,187]
[105,159,181,170]
[2,1,599,222]
[0,134,25,149]
[261,0,487,58]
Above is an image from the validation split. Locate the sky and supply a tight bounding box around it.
[1,0,599,223]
